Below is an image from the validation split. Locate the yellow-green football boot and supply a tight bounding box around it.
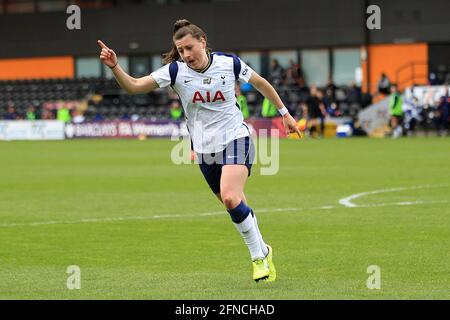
[264,245,276,282]
[252,258,270,282]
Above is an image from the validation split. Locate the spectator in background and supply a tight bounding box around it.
[346,81,362,117]
[235,83,249,120]
[285,59,303,87]
[295,77,310,103]
[120,113,131,120]
[26,105,37,120]
[269,59,284,87]
[41,108,54,120]
[322,89,341,117]
[93,112,105,122]
[325,78,337,102]
[302,86,327,137]
[261,96,278,118]
[4,104,18,120]
[436,88,450,136]
[72,109,86,123]
[277,74,291,108]
[402,97,421,136]
[167,88,183,120]
[169,99,183,120]
[389,84,404,138]
[346,81,362,105]
[288,59,303,85]
[378,72,391,95]
[428,70,439,85]
[360,91,373,108]
[57,104,72,123]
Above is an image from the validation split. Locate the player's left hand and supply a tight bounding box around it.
[282,113,303,139]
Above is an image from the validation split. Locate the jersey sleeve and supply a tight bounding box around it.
[150,63,171,88]
[238,58,254,83]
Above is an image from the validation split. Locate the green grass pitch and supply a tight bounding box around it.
[0,137,449,299]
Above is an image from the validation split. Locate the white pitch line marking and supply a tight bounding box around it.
[338,185,449,208]
[0,198,447,228]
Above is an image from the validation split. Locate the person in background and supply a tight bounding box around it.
[235,83,249,120]
[288,59,303,85]
[389,84,404,138]
[325,78,337,102]
[402,97,421,136]
[4,104,18,120]
[436,88,450,136]
[295,76,310,103]
[41,108,54,120]
[26,105,37,120]
[378,72,391,95]
[72,109,86,124]
[57,103,72,123]
[170,99,183,120]
[302,86,327,137]
[261,96,278,118]
[269,59,284,87]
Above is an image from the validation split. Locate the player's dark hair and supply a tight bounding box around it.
[162,19,210,64]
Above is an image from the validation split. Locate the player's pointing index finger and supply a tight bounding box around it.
[97,40,108,49]
[295,127,304,139]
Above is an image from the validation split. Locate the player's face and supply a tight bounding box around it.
[175,34,207,69]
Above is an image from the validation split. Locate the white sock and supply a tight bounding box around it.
[233,214,264,260]
[252,212,269,257]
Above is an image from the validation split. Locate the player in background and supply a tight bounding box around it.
[98,19,301,282]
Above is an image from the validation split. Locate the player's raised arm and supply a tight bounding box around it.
[97,40,158,94]
[248,72,303,138]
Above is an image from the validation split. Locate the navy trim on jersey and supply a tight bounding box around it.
[169,61,178,87]
[212,52,241,80]
[242,122,251,136]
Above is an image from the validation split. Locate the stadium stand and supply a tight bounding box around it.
[0,76,372,121]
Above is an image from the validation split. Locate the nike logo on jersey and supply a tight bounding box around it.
[184,79,192,83]
[192,91,226,103]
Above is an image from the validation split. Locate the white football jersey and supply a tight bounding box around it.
[151,52,254,153]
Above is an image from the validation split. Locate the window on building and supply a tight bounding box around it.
[103,56,129,79]
[76,57,102,78]
[332,48,361,86]
[268,50,298,70]
[301,49,330,87]
[72,0,114,9]
[36,0,67,12]
[130,56,151,78]
[239,51,262,75]
[151,54,163,72]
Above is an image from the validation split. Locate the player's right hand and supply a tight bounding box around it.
[98,40,118,68]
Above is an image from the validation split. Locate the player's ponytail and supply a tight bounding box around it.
[162,19,210,64]
[173,19,191,34]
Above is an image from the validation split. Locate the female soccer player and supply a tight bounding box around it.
[98,19,301,282]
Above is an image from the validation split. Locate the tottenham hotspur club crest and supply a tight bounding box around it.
[221,75,226,85]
